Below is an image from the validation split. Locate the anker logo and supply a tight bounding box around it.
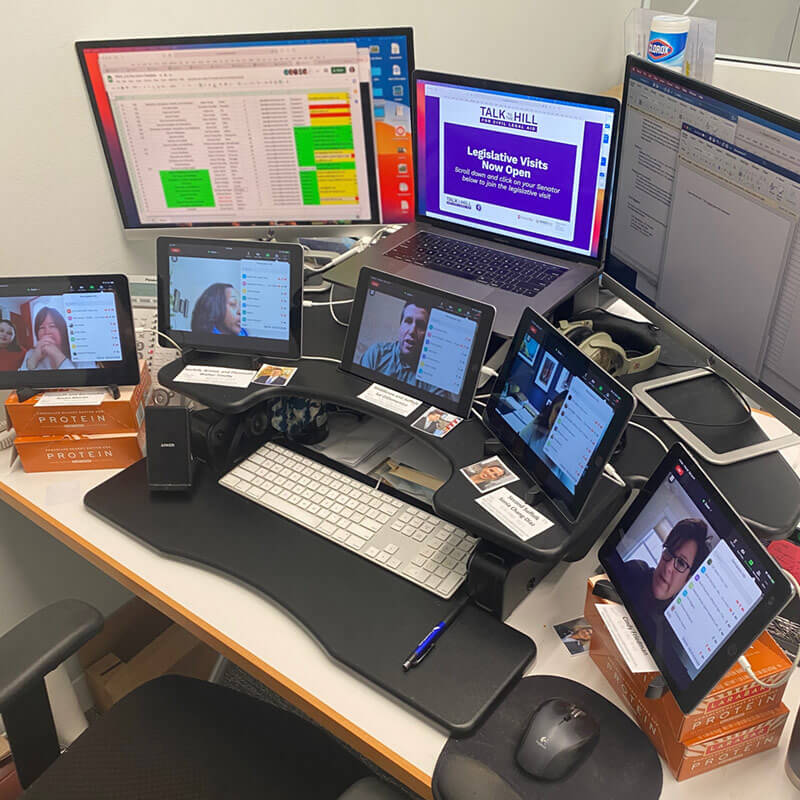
[160,442,176,448]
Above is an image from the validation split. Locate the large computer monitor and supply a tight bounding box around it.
[605,56,800,463]
[76,29,415,239]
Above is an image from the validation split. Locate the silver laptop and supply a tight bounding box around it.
[327,70,620,337]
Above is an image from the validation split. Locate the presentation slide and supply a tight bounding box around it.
[417,81,612,257]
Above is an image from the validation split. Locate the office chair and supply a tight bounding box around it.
[0,600,406,799]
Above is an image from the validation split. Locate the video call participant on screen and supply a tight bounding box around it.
[513,389,573,491]
[19,308,78,371]
[621,518,710,622]
[0,320,25,371]
[191,283,248,337]
[360,300,451,399]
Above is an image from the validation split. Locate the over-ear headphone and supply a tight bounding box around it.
[558,309,661,377]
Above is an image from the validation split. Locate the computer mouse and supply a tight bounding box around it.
[435,753,522,800]
[516,698,599,781]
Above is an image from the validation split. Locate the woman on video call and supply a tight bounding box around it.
[19,308,77,371]
[0,319,25,371]
[621,518,710,621]
[191,283,248,336]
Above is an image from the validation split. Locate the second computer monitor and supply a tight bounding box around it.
[76,29,415,233]
[607,56,800,422]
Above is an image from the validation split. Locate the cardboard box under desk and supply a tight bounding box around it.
[5,360,150,436]
[79,597,218,713]
[584,575,791,780]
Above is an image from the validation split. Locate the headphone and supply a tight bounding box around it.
[558,309,661,377]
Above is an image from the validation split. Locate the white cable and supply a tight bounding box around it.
[627,420,669,453]
[472,398,487,408]
[471,404,484,420]
[137,328,183,352]
[603,463,627,488]
[303,299,353,307]
[303,225,401,274]
[738,569,800,687]
[329,286,348,328]
[479,365,498,378]
[474,393,491,400]
[301,355,341,364]
[682,0,700,15]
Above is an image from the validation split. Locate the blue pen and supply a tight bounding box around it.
[402,599,469,671]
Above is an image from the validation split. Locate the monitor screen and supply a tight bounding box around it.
[484,308,634,522]
[600,444,791,711]
[608,56,800,418]
[157,237,303,359]
[0,275,139,390]
[341,268,495,417]
[76,29,414,230]
[414,73,617,260]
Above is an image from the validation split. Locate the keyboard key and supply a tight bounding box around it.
[376,552,390,563]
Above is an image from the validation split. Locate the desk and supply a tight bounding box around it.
[2,459,799,799]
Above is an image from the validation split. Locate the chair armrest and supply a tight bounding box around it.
[0,600,103,713]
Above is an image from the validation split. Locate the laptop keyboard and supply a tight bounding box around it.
[386,231,567,297]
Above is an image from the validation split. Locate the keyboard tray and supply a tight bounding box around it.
[85,458,536,735]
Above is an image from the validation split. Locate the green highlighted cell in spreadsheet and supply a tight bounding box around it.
[160,170,216,208]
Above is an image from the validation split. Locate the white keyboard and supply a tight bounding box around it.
[219,442,479,598]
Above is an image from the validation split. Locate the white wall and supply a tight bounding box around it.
[654,0,800,62]
[1,0,634,279]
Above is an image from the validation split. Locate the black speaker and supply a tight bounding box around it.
[145,406,194,491]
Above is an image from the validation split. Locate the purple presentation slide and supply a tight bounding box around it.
[442,123,577,221]
[421,94,602,250]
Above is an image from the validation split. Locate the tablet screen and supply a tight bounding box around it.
[484,308,634,522]
[158,238,303,359]
[341,269,495,417]
[0,275,139,390]
[600,444,792,710]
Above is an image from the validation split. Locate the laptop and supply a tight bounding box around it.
[327,70,620,337]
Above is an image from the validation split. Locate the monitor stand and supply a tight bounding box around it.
[633,368,800,465]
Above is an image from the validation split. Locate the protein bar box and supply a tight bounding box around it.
[14,427,146,473]
[5,360,150,436]
[584,575,790,779]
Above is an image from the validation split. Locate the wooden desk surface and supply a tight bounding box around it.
[1,452,799,799]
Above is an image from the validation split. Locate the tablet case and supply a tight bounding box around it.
[84,460,537,734]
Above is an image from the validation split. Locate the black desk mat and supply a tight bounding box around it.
[84,460,537,735]
[432,675,662,799]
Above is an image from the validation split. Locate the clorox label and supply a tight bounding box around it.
[648,39,674,60]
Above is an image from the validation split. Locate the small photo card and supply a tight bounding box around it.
[252,363,298,387]
[553,616,593,656]
[410,406,463,438]
[460,455,518,494]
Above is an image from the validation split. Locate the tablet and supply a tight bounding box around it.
[0,275,139,391]
[483,308,634,523]
[599,443,792,713]
[157,237,303,360]
[340,268,495,418]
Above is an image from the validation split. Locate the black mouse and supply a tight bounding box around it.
[516,698,599,781]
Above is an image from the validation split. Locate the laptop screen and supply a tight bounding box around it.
[415,77,616,259]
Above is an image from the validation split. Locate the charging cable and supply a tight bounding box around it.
[738,569,800,687]
[303,299,353,308]
[603,463,627,488]
[479,365,498,379]
[137,328,183,352]
[303,225,402,275]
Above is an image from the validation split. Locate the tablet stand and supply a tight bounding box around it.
[15,384,120,402]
